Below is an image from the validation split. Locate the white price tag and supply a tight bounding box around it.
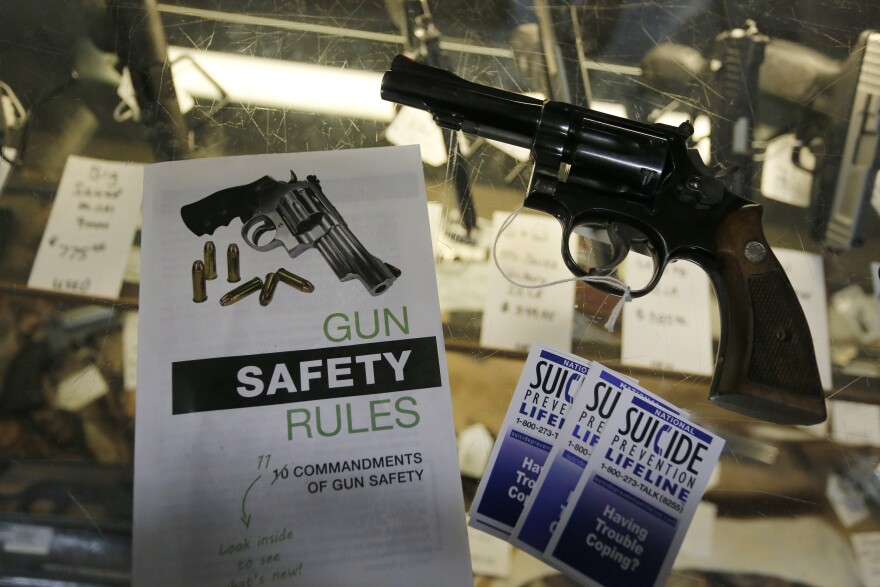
[457,423,494,479]
[55,364,109,412]
[760,134,813,207]
[621,257,714,376]
[853,532,880,587]
[774,248,832,390]
[827,473,870,528]
[830,401,880,447]
[3,524,54,556]
[27,156,144,299]
[467,523,511,578]
[385,106,447,167]
[831,284,880,344]
[480,211,575,353]
[679,502,718,559]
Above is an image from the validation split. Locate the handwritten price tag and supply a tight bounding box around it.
[27,156,144,299]
[621,256,714,376]
[480,211,575,352]
[853,532,880,587]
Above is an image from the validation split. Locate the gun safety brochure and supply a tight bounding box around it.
[133,146,471,586]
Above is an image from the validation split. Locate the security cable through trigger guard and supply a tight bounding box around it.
[492,206,633,332]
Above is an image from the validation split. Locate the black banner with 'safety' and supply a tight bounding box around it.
[171,337,442,415]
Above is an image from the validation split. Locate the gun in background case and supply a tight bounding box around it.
[640,27,880,252]
[804,30,880,251]
[381,55,826,425]
[706,26,880,251]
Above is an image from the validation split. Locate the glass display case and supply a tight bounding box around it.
[0,1,878,585]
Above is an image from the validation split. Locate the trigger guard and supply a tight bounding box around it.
[560,224,587,278]
[241,215,285,252]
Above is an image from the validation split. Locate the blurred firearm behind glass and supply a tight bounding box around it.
[641,26,880,252]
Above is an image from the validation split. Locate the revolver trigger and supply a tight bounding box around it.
[586,222,632,276]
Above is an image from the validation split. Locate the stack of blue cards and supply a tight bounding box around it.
[469,344,725,587]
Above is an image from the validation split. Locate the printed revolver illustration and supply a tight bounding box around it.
[180,173,400,296]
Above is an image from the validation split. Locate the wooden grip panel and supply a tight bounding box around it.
[708,205,826,425]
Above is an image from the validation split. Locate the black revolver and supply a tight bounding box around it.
[381,55,826,425]
[180,173,400,296]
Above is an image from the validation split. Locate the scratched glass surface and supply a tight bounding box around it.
[0,1,879,585]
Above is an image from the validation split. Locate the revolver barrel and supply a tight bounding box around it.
[381,54,542,149]
[381,55,677,197]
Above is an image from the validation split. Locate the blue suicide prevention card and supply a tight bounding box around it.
[546,389,723,586]
[511,363,670,560]
[468,344,591,539]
